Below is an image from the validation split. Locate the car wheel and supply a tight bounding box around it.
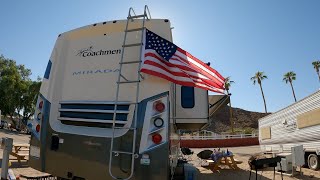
[308,154,320,170]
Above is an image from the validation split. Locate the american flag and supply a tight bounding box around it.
[140,29,225,93]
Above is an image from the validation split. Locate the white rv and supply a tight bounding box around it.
[259,90,320,170]
[27,7,218,180]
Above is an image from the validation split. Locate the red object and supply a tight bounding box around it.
[154,101,165,112]
[180,137,259,148]
[36,124,41,132]
[39,101,43,109]
[140,29,225,93]
[152,133,162,144]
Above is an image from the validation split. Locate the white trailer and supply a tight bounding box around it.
[259,90,320,170]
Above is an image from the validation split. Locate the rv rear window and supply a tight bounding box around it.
[181,86,195,108]
[44,60,52,79]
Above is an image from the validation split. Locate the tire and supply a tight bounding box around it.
[308,154,320,170]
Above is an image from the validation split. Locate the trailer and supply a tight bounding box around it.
[259,90,320,170]
[26,6,224,180]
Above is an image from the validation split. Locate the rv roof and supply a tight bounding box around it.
[258,90,320,122]
[59,19,171,40]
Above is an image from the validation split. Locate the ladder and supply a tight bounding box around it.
[108,6,151,180]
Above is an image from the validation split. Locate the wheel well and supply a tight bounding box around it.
[304,152,316,166]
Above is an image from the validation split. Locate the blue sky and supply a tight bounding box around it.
[0,0,319,113]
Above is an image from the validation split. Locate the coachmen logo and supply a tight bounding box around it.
[76,46,121,57]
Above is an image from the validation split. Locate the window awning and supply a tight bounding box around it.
[208,95,230,117]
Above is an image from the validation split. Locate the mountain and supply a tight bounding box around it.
[206,105,270,133]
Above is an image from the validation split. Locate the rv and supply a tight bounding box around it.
[259,90,320,170]
[27,7,216,180]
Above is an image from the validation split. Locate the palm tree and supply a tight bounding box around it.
[224,77,235,133]
[283,71,297,102]
[251,71,268,113]
[312,60,320,82]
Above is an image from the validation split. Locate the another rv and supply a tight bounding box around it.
[259,90,320,170]
[27,7,216,180]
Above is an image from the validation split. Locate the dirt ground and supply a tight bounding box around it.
[1,129,320,179]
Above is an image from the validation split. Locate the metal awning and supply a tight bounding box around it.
[208,95,230,117]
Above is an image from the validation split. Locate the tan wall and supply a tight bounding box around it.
[297,108,320,129]
[260,126,271,140]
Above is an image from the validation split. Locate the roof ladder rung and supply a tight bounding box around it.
[125,28,144,32]
[122,43,143,47]
[127,14,146,19]
[112,151,134,155]
[120,60,142,65]
[117,80,140,84]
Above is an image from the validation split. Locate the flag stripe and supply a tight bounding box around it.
[175,48,225,85]
[145,51,223,88]
[142,61,224,92]
[177,48,225,82]
[145,52,200,75]
[140,68,224,93]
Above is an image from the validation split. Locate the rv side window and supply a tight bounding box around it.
[181,86,195,108]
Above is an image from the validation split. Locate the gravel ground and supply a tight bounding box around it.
[1,129,320,179]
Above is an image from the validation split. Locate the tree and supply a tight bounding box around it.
[21,78,42,120]
[224,77,235,133]
[312,60,320,82]
[283,71,297,102]
[251,71,268,113]
[0,54,37,128]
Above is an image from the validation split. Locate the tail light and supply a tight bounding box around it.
[153,117,164,128]
[139,94,169,154]
[36,124,41,132]
[28,95,47,139]
[153,101,165,113]
[38,101,44,110]
[152,133,162,144]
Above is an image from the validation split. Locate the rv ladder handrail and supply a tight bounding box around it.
[108,5,150,180]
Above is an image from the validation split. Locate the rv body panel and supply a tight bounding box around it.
[174,85,209,130]
[259,90,320,153]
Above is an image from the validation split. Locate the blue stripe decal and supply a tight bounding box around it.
[44,60,52,79]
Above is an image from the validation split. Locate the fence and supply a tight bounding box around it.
[180,133,258,140]
[179,133,259,148]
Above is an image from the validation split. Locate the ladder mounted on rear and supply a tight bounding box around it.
[108,5,151,180]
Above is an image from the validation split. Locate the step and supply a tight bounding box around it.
[119,60,142,64]
[112,150,134,155]
[122,43,143,47]
[127,15,146,19]
[117,80,140,84]
[125,28,144,32]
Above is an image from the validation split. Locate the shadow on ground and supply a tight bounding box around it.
[0,128,28,136]
[0,159,29,168]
